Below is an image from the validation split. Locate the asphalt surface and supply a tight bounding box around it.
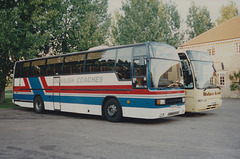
[0,99,239,159]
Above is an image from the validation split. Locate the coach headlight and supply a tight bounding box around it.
[155,99,165,106]
[182,97,185,102]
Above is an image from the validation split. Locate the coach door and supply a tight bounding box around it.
[132,57,147,88]
[53,77,61,110]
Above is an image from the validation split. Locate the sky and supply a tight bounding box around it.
[108,0,240,22]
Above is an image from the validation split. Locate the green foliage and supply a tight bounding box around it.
[216,0,239,25]
[186,1,214,39]
[0,95,18,109]
[229,71,240,91]
[48,0,110,53]
[0,0,59,103]
[0,0,110,103]
[110,0,182,48]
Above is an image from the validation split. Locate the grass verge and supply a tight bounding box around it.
[0,97,19,109]
[0,88,19,109]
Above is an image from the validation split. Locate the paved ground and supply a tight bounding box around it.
[0,99,239,159]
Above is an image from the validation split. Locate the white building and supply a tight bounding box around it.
[179,16,240,98]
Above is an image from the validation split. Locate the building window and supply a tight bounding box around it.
[212,47,215,55]
[233,42,240,54]
[218,73,226,86]
[207,46,215,56]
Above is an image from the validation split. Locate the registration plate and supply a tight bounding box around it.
[170,105,179,108]
[212,102,217,105]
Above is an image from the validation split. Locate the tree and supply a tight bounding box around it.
[47,0,110,54]
[216,0,239,25]
[0,0,56,103]
[229,71,240,93]
[186,1,214,39]
[0,0,110,103]
[110,0,182,47]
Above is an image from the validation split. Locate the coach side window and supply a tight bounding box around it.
[133,58,147,88]
[116,47,132,80]
[132,46,147,88]
[63,54,85,74]
[29,59,46,77]
[14,62,23,78]
[98,49,116,72]
[85,52,102,73]
[22,62,30,77]
[46,57,63,76]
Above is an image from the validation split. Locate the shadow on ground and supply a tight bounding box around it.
[4,107,178,125]
[179,112,215,118]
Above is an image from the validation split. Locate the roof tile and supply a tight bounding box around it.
[181,16,240,47]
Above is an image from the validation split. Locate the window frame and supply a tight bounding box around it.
[207,46,215,56]
[45,57,64,76]
[63,53,86,75]
[14,43,150,78]
[115,46,133,81]
[233,41,240,54]
[218,72,226,86]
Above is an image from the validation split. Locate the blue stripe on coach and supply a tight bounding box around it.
[15,77,184,109]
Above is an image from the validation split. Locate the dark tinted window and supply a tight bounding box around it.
[14,62,23,78]
[99,50,116,72]
[85,50,116,73]
[116,47,132,80]
[46,57,63,76]
[179,53,194,89]
[85,52,102,73]
[29,59,46,77]
[63,54,85,74]
[133,58,147,88]
[22,62,30,77]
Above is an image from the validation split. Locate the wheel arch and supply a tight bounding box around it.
[34,94,43,101]
[101,96,121,118]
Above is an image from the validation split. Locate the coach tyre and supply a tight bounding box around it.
[104,98,122,122]
[34,96,45,113]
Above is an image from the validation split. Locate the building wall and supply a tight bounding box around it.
[180,38,240,98]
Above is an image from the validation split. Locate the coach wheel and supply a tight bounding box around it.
[34,96,45,114]
[103,98,122,122]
